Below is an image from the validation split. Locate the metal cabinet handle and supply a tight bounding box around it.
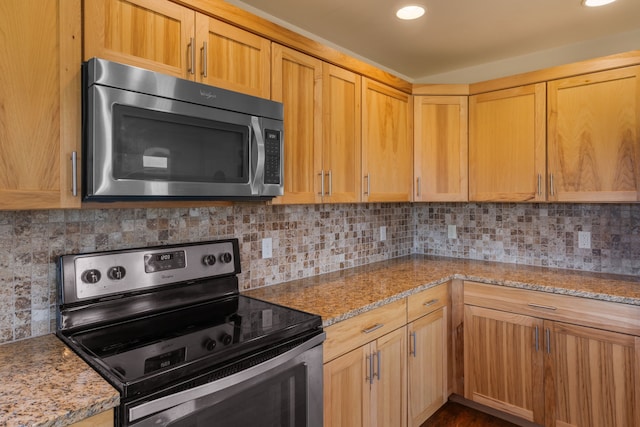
[423,299,438,307]
[364,174,370,196]
[328,170,332,196]
[362,323,384,334]
[187,37,195,74]
[410,332,417,357]
[374,350,381,381]
[528,303,557,311]
[318,170,325,196]
[71,151,78,197]
[550,173,555,197]
[545,328,551,354]
[201,41,208,77]
[537,173,542,196]
[416,177,421,198]
[534,325,539,352]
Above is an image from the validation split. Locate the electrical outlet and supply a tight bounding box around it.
[448,224,457,239]
[262,237,272,258]
[380,226,387,241]
[578,231,591,249]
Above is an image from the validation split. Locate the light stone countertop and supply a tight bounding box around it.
[0,334,119,427]
[244,255,640,326]
[2,255,639,426]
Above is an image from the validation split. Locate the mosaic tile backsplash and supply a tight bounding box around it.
[0,202,639,344]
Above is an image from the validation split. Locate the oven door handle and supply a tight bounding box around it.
[128,332,325,422]
[250,116,265,196]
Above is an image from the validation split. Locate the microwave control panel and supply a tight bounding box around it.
[264,129,281,185]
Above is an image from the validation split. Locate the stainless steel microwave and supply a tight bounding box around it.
[82,58,284,201]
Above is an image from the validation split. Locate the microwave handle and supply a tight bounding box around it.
[250,116,265,195]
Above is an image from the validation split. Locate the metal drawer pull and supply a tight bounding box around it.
[528,303,557,311]
[362,323,384,334]
[423,299,439,307]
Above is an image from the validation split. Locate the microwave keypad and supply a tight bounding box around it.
[264,130,281,185]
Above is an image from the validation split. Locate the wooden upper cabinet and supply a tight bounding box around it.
[271,44,323,205]
[84,0,271,97]
[414,96,468,202]
[362,78,413,202]
[0,0,81,210]
[195,15,271,98]
[322,64,362,203]
[469,83,546,202]
[84,0,194,78]
[547,66,640,202]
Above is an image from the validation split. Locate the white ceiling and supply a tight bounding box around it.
[226,0,640,83]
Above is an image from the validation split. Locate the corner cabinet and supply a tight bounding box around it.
[547,66,640,202]
[469,83,546,202]
[362,78,413,202]
[413,96,468,202]
[84,0,271,98]
[464,281,640,427]
[0,0,81,210]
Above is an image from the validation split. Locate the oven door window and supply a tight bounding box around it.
[112,104,249,184]
[132,364,308,427]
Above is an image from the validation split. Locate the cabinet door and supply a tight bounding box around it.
[322,64,362,203]
[362,78,413,202]
[408,308,448,427]
[195,15,271,98]
[372,327,407,427]
[547,66,640,202]
[324,345,371,427]
[271,44,323,204]
[414,96,468,202]
[84,0,194,78]
[545,321,640,427]
[464,305,544,424]
[0,0,81,209]
[469,83,546,202]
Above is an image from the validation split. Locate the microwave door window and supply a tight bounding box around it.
[112,104,249,184]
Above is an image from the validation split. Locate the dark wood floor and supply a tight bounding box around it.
[420,402,520,427]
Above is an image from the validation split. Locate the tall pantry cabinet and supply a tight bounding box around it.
[0,0,82,209]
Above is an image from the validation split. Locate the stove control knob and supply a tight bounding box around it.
[220,252,233,264]
[202,254,216,266]
[203,338,217,352]
[107,266,126,280]
[220,333,233,346]
[81,269,101,284]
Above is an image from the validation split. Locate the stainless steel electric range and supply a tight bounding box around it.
[56,239,324,427]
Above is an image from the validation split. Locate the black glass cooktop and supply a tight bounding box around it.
[65,295,322,393]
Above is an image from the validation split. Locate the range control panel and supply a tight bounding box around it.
[59,240,239,304]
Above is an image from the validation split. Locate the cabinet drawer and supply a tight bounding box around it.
[323,299,407,363]
[464,281,640,336]
[407,283,449,323]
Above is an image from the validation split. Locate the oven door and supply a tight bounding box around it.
[126,334,324,427]
[85,84,283,200]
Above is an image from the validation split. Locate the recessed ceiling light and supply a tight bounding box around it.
[582,0,617,6]
[396,5,425,20]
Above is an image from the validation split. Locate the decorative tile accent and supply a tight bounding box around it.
[0,202,638,344]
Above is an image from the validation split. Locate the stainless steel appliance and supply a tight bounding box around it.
[83,58,284,201]
[56,239,324,426]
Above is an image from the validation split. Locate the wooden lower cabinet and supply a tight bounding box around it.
[545,321,640,427]
[408,307,448,426]
[324,326,407,427]
[68,410,114,427]
[464,281,640,427]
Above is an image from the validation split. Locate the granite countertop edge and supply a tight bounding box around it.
[243,255,640,327]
